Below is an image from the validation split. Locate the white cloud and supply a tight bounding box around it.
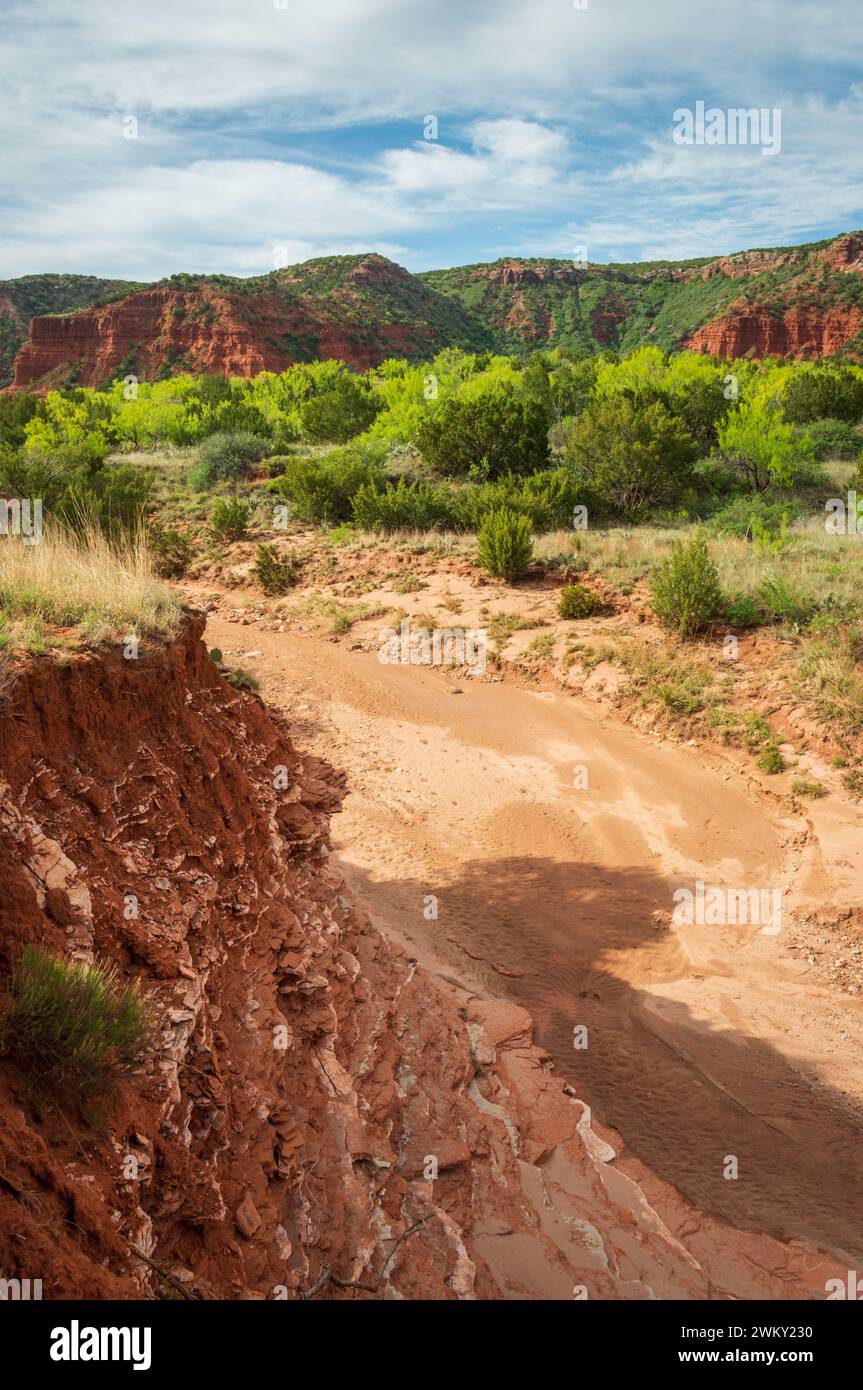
[0,159,417,278]
[377,119,573,210]
[0,0,861,276]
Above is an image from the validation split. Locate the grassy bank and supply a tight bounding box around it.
[0,523,180,654]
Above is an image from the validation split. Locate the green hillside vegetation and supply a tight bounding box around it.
[6,232,863,392]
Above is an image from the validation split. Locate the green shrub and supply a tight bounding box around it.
[0,391,40,449]
[349,469,582,535]
[65,460,153,537]
[842,768,863,799]
[782,368,863,425]
[514,469,583,530]
[254,542,299,595]
[802,417,862,461]
[725,594,762,629]
[750,512,792,556]
[277,445,386,524]
[0,444,151,537]
[651,532,723,638]
[352,477,454,532]
[707,494,802,539]
[792,778,827,798]
[417,384,551,478]
[223,666,260,692]
[758,575,816,628]
[558,583,602,618]
[211,496,251,541]
[148,525,192,578]
[563,396,698,519]
[192,431,270,488]
[757,744,785,775]
[3,946,150,1100]
[477,508,533,582]
[670,377,732,453]
[450,469,581,532]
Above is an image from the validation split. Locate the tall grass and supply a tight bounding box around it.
[0,522,180,651]
[797,623,863,736]
[2,946,152,1100]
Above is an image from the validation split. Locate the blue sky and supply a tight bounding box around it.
[2,0,862,280]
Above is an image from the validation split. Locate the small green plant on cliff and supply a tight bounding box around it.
[2,946,152,1101]
[477,508,533,582]
[223,666,260,692]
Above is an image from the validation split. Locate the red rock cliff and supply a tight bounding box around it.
[10,285,353,390]
[683,304,863,358]
[10,258,451,390]
[0,619,841,1300]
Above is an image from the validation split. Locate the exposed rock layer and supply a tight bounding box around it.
[9,233,863,389]
[10,255,487,389]
[0,621,840,1299]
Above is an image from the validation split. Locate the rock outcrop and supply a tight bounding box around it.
[8,232,863,390]
[9,255,489,390]
[683,304,863,359]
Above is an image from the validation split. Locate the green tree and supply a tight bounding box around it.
[298,372,382,443]
[563,396,697,518]
[782,368,863,425]
[417,383,550,478]
[715,402,809,493]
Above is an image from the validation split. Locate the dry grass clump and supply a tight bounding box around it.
[797,623,863,736]
[0,522,180,652]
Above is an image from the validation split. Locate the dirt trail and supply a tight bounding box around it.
[207,613,863,1264]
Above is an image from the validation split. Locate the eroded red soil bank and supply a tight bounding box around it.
[0,619,841,1298]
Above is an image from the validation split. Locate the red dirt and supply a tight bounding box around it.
[0,617,845,1300]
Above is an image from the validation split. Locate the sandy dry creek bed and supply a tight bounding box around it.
[206,611,863,1267]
